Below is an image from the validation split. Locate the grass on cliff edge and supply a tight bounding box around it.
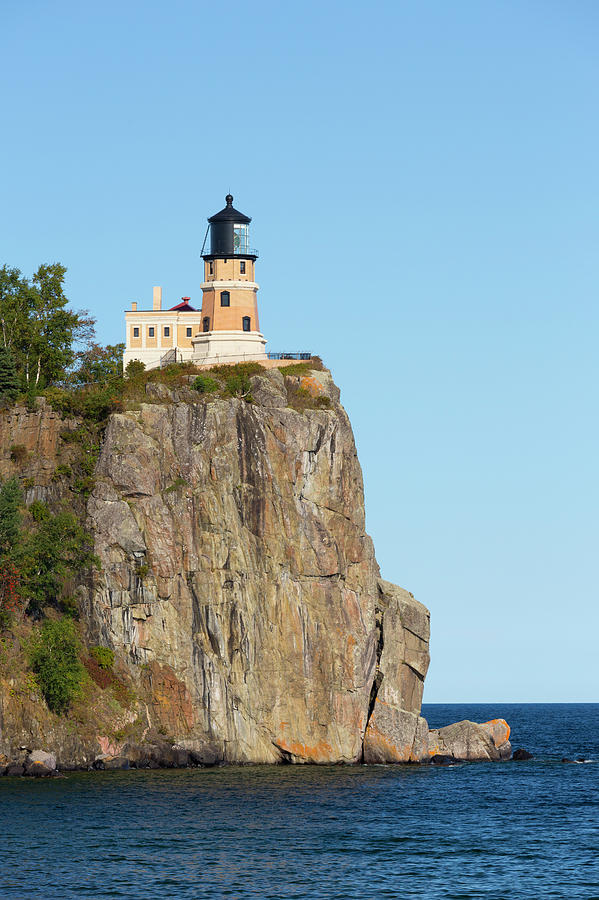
[124,356,328,410]
[25,356,327,423]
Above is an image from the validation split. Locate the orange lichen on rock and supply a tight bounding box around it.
[275,737,334,763]
[481,718,511,748]
[364,725,413,763]
[299,375,324,397]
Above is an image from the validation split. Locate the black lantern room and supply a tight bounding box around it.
[201,194,258,260]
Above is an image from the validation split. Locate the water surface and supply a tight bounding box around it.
[1,703,597,898]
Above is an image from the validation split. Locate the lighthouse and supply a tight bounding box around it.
[192,195,267,365]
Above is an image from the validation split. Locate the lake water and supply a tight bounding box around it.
[1,704,597,898]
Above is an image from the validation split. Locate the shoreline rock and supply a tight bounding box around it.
[427,719,512,762]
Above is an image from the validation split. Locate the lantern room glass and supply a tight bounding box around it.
[233,224,249,254]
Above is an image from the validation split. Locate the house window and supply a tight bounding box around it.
[242,316,251,332]
[220,291,230,307]
[133,327,139,338]
[186,327,192,338]
[203,317,210,333]
[240,261,246,274]
[209,262,214,275]
[164,326,170,337]
[148,327,155,337]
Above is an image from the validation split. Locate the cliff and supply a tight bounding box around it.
[0,365,508,768]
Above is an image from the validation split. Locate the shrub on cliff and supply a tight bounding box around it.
[192,374,219,394]
[208,362,263,379]
[28,617,84,714]
[224,372,253,400]
[125,359,145,379]
[0,561,22,630]
[90,646,114,670]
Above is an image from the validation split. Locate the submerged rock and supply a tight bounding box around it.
[512,748,533,761]
[429,754,460,766]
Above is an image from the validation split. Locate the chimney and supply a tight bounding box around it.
[131,301,137,311]
[153,286,162,310]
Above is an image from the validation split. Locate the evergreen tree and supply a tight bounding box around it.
[0,346,20,402]
[0,478,23,556]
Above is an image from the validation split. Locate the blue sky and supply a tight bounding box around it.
[2,0,598,702]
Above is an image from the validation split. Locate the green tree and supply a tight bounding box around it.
[0,263,96,388]
[0,347,20,402]
[29,617,84,713]
[0,265,30,353]
[72,342,125,385]
[0,478,23,556]
[125,359,145,379]
[21,504,97,615]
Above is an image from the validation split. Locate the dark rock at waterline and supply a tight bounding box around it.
[25,762,54,777]
[429,754,459,766]
[5,764,25,776]
[93,754,130,770]
[189,744,221,766]
[124,742,190,769]
[25,750,57,777]
[512,748,533,760]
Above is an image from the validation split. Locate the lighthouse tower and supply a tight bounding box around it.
[192,195,267,365]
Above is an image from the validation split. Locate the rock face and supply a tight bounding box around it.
[81,368,430,764]
[363,581,430,763]
[0,367,512,767]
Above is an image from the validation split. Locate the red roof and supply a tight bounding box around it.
[169,299,197,312]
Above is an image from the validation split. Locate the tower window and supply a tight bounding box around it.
[220,291,230,307]
[240,261,246,274]
[164,326,170,337]
[133,327,139,338]
[186,327,192,338]
[148,327,155,337]
[242,316,251,332]
[209,262,214,275]
[203,317,210,333]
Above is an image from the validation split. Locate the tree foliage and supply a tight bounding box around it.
[28,617,84,714]
[0,347,20,402]
[0,477,23,555]
[19,502,97,616]
[0,482,97,619]
[0,263,96,390]
[71,342,124,386]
